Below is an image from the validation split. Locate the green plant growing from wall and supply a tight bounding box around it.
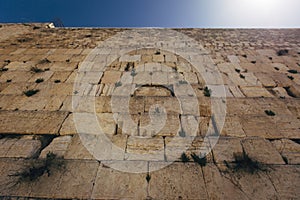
[35,78,44,83]
[265,110,276,116]
[226,152,266,174]
[191,153,207,166]
[180,152,190,163]
[24,89,40,97]
[203,86,212,97]
[10,152,65,182]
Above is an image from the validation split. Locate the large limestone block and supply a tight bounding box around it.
[202,164,249,200]
[0,158,32,197]
[144,96,180,114]
[0,138,19,157]
[212,137,243,164]
[221,167,279,199]
[221,116,246,137]
[92,163,147,199]
[39,136,72,158]
[267,165,300,199]
[126,136,164,161]
[0,82,33,95]
[59,113,76,135]
[54,160,99,199]
[0,110,69,135]
[165,136,212,162]
[240,86,273,97]
[242,138,285,165]
[151,71,168,85]
[149,162,208,199]
[271,139,300,164]
[64,135,95,160]
[5,136,41,158]
[139,113,180,137]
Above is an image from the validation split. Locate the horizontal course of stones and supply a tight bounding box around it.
[0,23,299,199]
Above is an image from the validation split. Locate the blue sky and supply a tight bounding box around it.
[0,0,299,28]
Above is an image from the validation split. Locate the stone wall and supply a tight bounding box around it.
[0,23,299,199]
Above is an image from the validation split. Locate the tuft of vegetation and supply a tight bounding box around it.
[38,58,51,65]
[146,174,151,183]
[155,51,161,55]
[115,81,122,88]
[30,66,44,73]
[178,129,186,137]
[229,152,265,174]
[10,152,64,182]
[235,68,241,73]
[17,38,32,43]
[277,49,289,56]
[35,78,44,83]
[131,69,137,77]
[54,79,61,83]
[124,62,134,71]
[203,86,212,97]
[180,152,190,163]
[179,80,188,84]
[191,153,207,166]
[239,74,245,79]
[288,69,298,74]
[24,89,40,97]
[265,110,276,116]
[0,67,8,72]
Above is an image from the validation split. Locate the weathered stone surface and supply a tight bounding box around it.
[5,136,41,158]
[221,116,246,137]
[135,86,171,96]
[0,138,19,157]
[96,113,116,136]
[0,158,32,197]
[55,160,99,199]
[144,96,180,114]
[0,111,69,135]
[133,71,152,84]
[242,138,285,164]
[139,113,180,137]
[165,136,212,162]
[220,167,279,199]
[203,164,249,199]
[59,113,77,135]
[151,71,168,85]
[267,165,300,199]
[240,86,273,97]
[271,139,300,164]
[64,135,95,160]
[100,71,121,84]
[92,163,147,199]
[40,136,72,158]
[126,136,164,161]
[149,162,208,199]
[212,137,243,164]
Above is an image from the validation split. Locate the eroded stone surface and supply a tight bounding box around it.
[149,162,208,199]
[242,138,285,165]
